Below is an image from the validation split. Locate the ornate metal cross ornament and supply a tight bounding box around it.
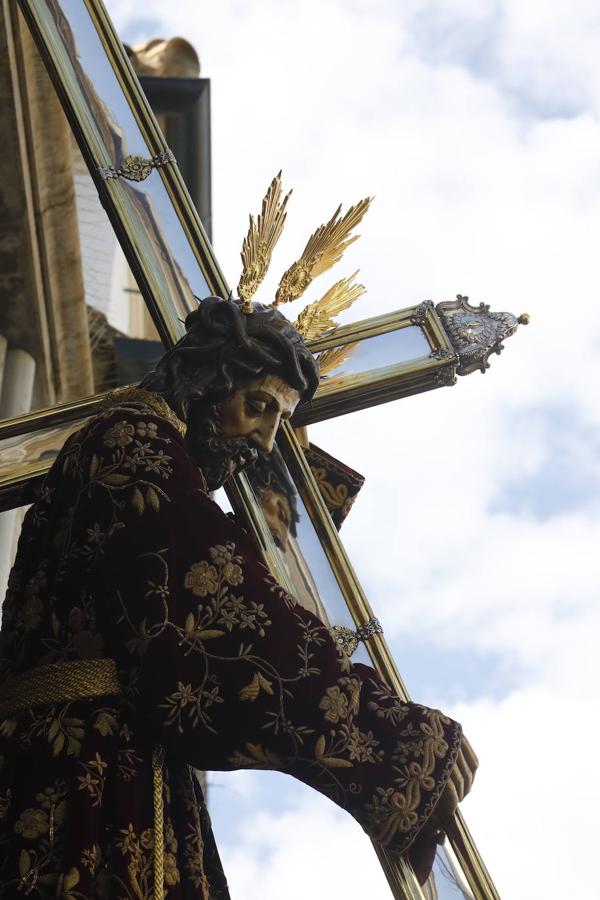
[436,294,529,376]
[332,617,384,657]
[98,149,176,182]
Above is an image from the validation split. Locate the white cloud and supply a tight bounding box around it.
[104,2,599,895]
[453,687,599,900]
[217,790,391,900]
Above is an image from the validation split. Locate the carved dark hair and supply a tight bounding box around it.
[139,297,319,420]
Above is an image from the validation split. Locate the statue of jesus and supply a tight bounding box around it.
[0,297,476,897]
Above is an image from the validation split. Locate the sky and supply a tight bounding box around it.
[107,2,600,897]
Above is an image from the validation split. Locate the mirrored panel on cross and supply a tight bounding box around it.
[317,324,430,385]
[234,445,372,665]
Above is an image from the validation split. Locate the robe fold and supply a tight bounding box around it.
[0,393,461,897]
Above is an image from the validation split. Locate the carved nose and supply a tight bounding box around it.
[252,429,275,453]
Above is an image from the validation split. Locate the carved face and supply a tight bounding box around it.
[185,374,300,491]
[217,375,300,455]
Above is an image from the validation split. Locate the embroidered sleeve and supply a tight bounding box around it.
[62,405,462,864]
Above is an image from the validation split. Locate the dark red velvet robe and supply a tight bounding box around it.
[0,393,461,897]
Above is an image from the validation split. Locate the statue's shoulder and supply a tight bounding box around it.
[58,386,188,466]
[93,387,187,439]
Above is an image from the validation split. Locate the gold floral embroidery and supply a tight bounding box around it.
[57,866,80,900]
[345,725,382,763]
[367,787,420,843]
[184,561,219,597]
[14,807,49,839]
[228,742,281,768]
[319,685,349,723]
[77,753,108,806]
[116,821,180,895]
[161,679,224,733]
[103,421,135,448]
[81,843,102,873]
[183,828,209,894]
[41,710,85,757]
[210,544,243,585]
[238,671,274,702]
[135,421,158,440]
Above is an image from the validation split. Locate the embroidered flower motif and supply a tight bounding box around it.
[166,822,178,853]
[103,421,134,448]
[218,607,238,630]
[346,725,381,763]
[117,823,142,857]
[171,682,196,708]
[85,523,104,546]
[401,761,436,792]
[164,852,181,886]
[222,560,243,586]
[135,421,158,439]
[35,782,66,809]
[81,843,102,873]
[184,561,218,597]
[319,685,349,723]
[339,675,361,715]
[78,772,98,791]
[14,807,49,839]
[210,544,233,566]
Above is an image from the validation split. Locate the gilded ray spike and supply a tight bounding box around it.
[274,197,372,307]
[238,172,292,311]
[315,341,360,376]
[293,272,366,340]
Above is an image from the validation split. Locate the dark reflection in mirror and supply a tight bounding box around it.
[245,446,369,663]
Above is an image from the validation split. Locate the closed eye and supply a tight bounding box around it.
[245,400,267,417]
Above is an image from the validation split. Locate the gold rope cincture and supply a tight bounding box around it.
[0,659,164,898]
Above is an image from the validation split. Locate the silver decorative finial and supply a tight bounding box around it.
[435,294,525,376]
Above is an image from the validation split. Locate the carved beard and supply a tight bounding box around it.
[185,401,259,491]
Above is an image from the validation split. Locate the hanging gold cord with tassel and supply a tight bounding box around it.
[153,745,165,900]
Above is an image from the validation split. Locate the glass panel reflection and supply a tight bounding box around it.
[316,324,431,397]
[0,0,214,425]
[244,446,370,664]
[0,418,86,482]
[50,0,210,304]
[429,844,475,899]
